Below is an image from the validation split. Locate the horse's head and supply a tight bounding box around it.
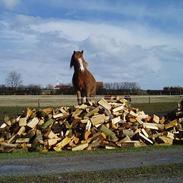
[70,50,88,72]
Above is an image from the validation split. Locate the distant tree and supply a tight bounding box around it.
[5,71,23,88]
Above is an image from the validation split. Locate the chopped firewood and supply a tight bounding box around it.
[41,119,54,129]
[143,123,159,130]
[122,129,135,137]
[167,132,174,139]
[141,128,149,138]
[72,108,83,118]
[100,125,118,142]
[157,136,173,145]
[17,127,26,136]
[112,116,121,124]
[0,142,18,148]
[120,141,142,147]
[112,105,124,113]
[98,98,111,111]
[26,108,33,118]
[16,138,30,143]
[90,114,105,126]
[48,138,60,147]
[136,116,143,124]
[72,143,89,151]
[42,107,53,114]
[85,120,92,131]
[0,96,182,152]
[7,135,18,144]
[160,116,166,124]
[27,117,39,129]
[105,145,115,149]
[85,107,99,117]
[120,135,131,142]
[153,114,159,123]
[19,117,27,127]
[53,113,64,119]
[47,130,59,139]
[138,132,154,144]
[4,116,11,126]
[129,110,137,117]
[54,137,71,151]
[84,130,91,140]
[165,120,178,130]
[0,123,7,129]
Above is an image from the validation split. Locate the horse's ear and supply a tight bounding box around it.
[81,50,84,54]
[73,50,76,54]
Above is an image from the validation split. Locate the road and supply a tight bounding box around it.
[0,147,183,176]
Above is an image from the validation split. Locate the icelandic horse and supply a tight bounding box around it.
[70,50,96,104]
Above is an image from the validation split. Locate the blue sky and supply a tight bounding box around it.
[0,0,183,89]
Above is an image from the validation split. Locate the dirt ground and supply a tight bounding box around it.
[0,147,182,177]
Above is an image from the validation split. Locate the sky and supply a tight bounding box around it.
[0,0,183,89]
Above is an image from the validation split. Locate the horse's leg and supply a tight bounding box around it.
[81,90,86,104]
[86,88,90,104]
[77,90,82,105]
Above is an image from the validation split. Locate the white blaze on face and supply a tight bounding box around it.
[78,58,85,72]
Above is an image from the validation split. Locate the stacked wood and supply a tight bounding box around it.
[0,97,183,152]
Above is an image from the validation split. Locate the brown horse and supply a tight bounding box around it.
[70,50,96,104]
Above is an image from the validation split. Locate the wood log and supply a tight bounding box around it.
[27,117,39,129]
[90,114,105,126]
[120,141,142,147]
[122,129,135,137]
[153,114,160,123]
[143,123,159,130]
[85,107,99,118]
[112,105,124,113]
[19,117,27,127]
[0,123,7,129]
[157,136,173,145]
[17,126,25,136]
[100,125,118,142]
[72,143,89,151]
[139,132,153,144]
[54,137,71,151]
[53,113,64,119]
[98,98,111,111]
[48,138,60,147]
[41,119,54,130]
[141,128,149,138]
[165,120,178,130]
[16,138,30,143]
[111,116,121,124]
[42,107,53,115]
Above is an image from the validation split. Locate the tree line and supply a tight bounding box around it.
[1,71,183,95]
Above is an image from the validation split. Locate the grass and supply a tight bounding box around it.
[133,102,177,115]
[0,145,182,160]
[0,163,182,183]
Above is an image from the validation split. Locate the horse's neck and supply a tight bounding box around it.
[74,66,88,73]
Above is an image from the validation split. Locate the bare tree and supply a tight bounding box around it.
[5,71,23,88]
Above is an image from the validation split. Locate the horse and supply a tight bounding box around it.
[70,50,96,104]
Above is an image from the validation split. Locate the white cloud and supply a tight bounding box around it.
[1,0,21,9]
[0,14,183,89]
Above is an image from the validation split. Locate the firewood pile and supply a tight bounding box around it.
[0,97,182,152]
